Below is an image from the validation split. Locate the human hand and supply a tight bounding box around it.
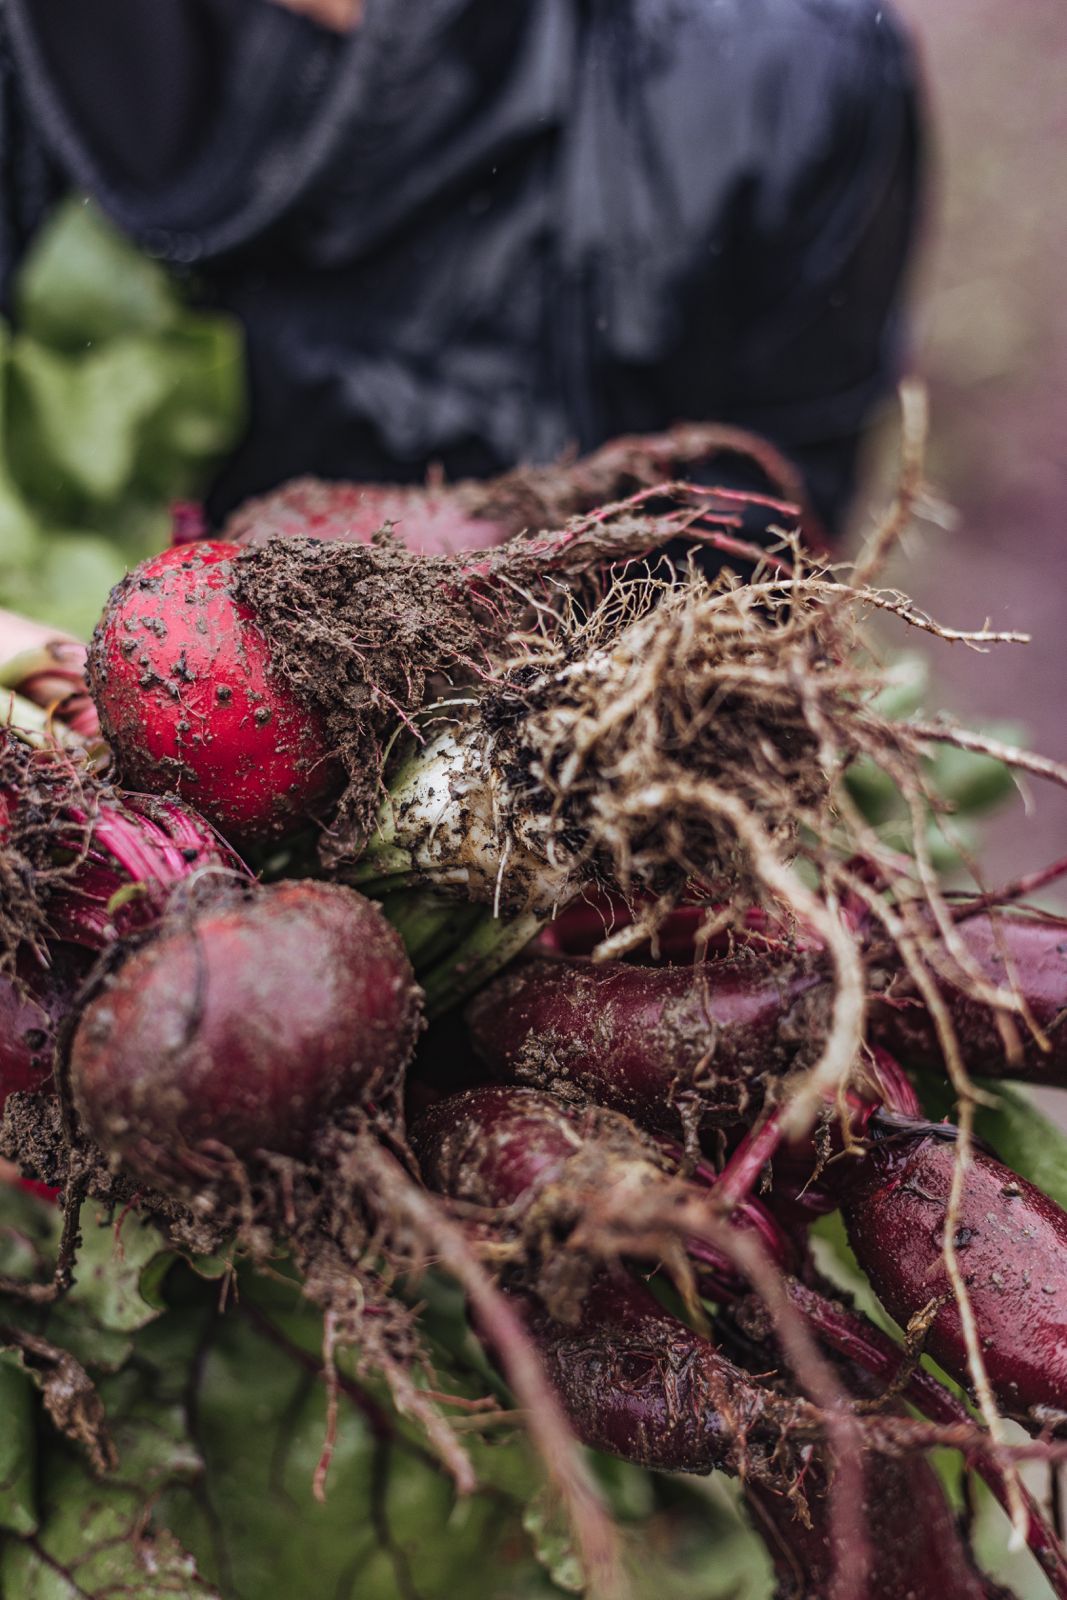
[271,0,363,31]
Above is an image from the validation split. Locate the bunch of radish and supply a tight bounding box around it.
[4,421,1067,1600]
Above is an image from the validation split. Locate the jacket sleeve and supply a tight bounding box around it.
[0,9,63,314]
[720,6,924,532]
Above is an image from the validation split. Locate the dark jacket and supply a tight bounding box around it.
[0,0,922,533]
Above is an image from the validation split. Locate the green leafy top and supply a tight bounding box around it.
[0,198,245,637]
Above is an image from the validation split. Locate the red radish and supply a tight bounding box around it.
[46,791,249,950]
[70,881,422,1192]
[746,1421,1002,1600]
[464,955,826,1138]
[0,628,99,741]
[475,909,1067,1128]
[418,1093,1064,1589]
[536,892,819,963]
[88,541,341,842]
[0,947,89,1109]
[2,729,249,954]
[840,1119,1067,1421]
[514,1269,776,1474]
[519,1272,1002,1598]
[870,910,1067,1086]
[225,479,511,556]
[222,420,818,556]
[412,1086,793,1295]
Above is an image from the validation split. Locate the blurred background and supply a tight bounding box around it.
[870,0,1067,886]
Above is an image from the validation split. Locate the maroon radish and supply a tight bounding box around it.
[1,727,249,953]
[0,948,89,1109]
[869,910,1067,1086]
[464,955,828,1138]
[518,1271,1003,1597]
[746,1425,1004,1600]
[473,910,1067,1128]
[70,881,422,1192]
[839,1118,1067,1421]
[88,541,341,842]
[411,1085,791,1297]
[222,421,817,555]
[515,1269,776,1474]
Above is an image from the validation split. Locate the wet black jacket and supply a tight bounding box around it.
[0,0,922,532]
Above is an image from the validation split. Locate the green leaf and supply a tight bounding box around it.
[158,1269,531,1600]
[925,723,1024,817]
[133,317,246,497]
[868,651,929,721]
[16,199,179,351]
[843,756,902,827]
[0,1422,217,1600]
[64,1201,175,1335]
[2,532,129,638]
[0,1356,38,1536]
[0,326,41,572]
[7,338,173,507]
[524,1487,585,1594]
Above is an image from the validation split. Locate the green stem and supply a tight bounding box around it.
[0,647,53,691]
[378,890,484,972]
[420,909,545,1017]
[345,845,417,888]
[0,690,84,749]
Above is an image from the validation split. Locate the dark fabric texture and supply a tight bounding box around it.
[0,0,923,533]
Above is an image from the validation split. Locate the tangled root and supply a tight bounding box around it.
[230,480,796,857]
[0,731,95,975]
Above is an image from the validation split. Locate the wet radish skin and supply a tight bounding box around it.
[841,1129,1067,1419]
[412,1085,609,1210]
[747,1423,1001,1600]
[70,881,421,1191]
[89,541,340,842]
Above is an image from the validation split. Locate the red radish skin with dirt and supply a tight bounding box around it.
[222,422,816,555]
[1,727,250,962]
[88,541,340,842]
[840,1123,1067,1421]
[226,479,513,556]
[465,955,827,1138]
[414,1092,1067,1592]
[0,948,88,1109]
[519,1272,1001,1597]
[70,881,422,1192]
[411,1085,670,1213]
[474,910,1067,1135]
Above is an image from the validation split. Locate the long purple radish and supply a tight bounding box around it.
[465,956,825,1138]
[839,1119,1067,1423]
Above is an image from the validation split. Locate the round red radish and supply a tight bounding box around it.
[70,881,421,1193]
[88,541,340,842]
